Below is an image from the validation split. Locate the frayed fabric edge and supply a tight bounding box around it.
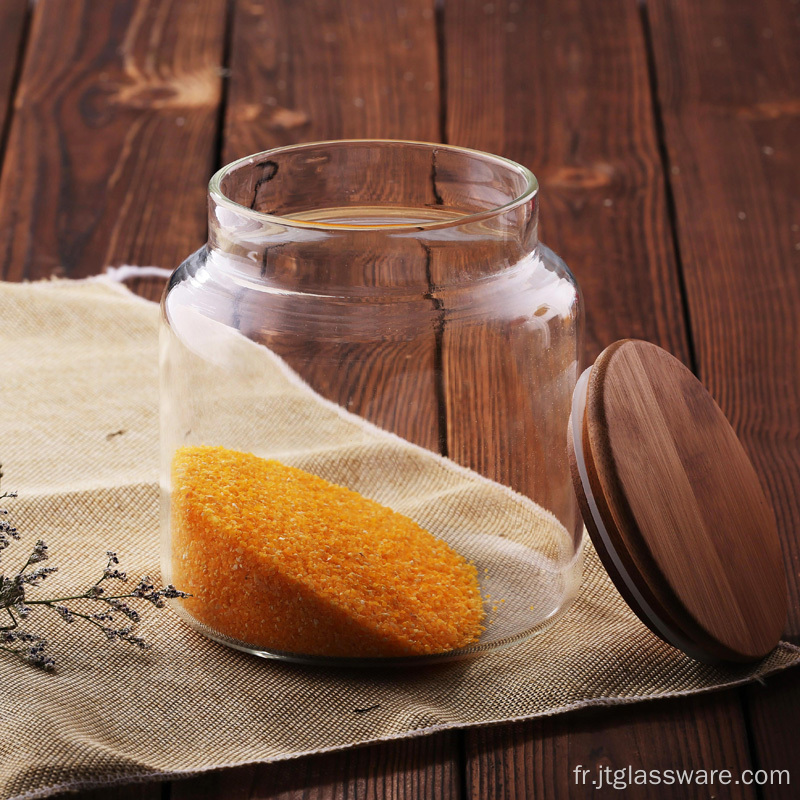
[82,265,173,303]
[88,265,173,283]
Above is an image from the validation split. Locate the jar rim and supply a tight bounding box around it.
[208,139,539,232]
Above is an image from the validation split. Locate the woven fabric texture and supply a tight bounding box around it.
[1,280,797,800]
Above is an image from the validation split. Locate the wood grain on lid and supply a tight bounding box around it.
[579,340,787,662]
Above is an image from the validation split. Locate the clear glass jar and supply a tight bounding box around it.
[160,140,584,665]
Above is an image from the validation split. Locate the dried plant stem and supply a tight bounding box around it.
[0,468,189,670]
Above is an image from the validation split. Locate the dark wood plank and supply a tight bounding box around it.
[173,732,461,800]
[0,0,28,159]
[0,0,228,300]
[221,0,444,447]
[746,671,800,800]
[468,692,755,799]
[647,0,800,794]
[172,1,457,799]
[222,0,440,164]
[443,1,757,797]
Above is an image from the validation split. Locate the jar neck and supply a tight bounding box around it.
[206,141,539,295]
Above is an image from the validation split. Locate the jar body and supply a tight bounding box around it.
[160,141,584,664]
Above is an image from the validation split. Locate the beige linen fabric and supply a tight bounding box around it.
[1,279,798,800]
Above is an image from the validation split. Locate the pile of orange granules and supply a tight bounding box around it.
[170,446,485,658]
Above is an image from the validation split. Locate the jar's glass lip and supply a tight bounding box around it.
[208,139,539,232]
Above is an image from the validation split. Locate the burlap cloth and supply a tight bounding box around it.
[1,279,798,800]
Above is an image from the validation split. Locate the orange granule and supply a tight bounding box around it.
[170,445,485,658]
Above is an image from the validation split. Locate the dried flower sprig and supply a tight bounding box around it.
[0,467,189,670]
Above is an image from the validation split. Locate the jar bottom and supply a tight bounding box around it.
[168,538,584,667]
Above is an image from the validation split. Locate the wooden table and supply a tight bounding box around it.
[1,1,797,797]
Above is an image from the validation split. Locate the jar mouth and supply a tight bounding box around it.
[208,139,538,232]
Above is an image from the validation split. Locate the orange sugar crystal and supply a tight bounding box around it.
[170,445,485,658]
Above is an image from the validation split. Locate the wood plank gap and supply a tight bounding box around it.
[212,0,236,171]
[640,4,765,787]
[638,0,698,374]
[457,730,469,800]
[0,0,32,187]
[738,690,767,800]
[431,3,450,458]
[423,240,450,457]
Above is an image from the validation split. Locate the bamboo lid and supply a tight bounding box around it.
[568,340,787,664]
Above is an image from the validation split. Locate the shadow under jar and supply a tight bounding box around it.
[160,140,584,665]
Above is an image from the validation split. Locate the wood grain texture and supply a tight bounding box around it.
[173,731,461,800]
[222,0,444,450]
[745,670,800,800]
[0,0,228,290]
[646,0,800,793]
[0,0,28,158]
[223,0,440,163]
[581,340,786,662]
[443,1,757,797]
[444,0,688,363]
[647,0,800,643]
[466,692,757,800]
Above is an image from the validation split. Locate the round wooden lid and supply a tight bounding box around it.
[568,340,787,664]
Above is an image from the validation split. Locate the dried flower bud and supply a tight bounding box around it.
[0,487,189,672]
[106,599,140,622]
[28,540,48,564]
[162,585,190,599]
[20,566,58,586]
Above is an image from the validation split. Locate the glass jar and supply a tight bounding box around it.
[160,140,584,665]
